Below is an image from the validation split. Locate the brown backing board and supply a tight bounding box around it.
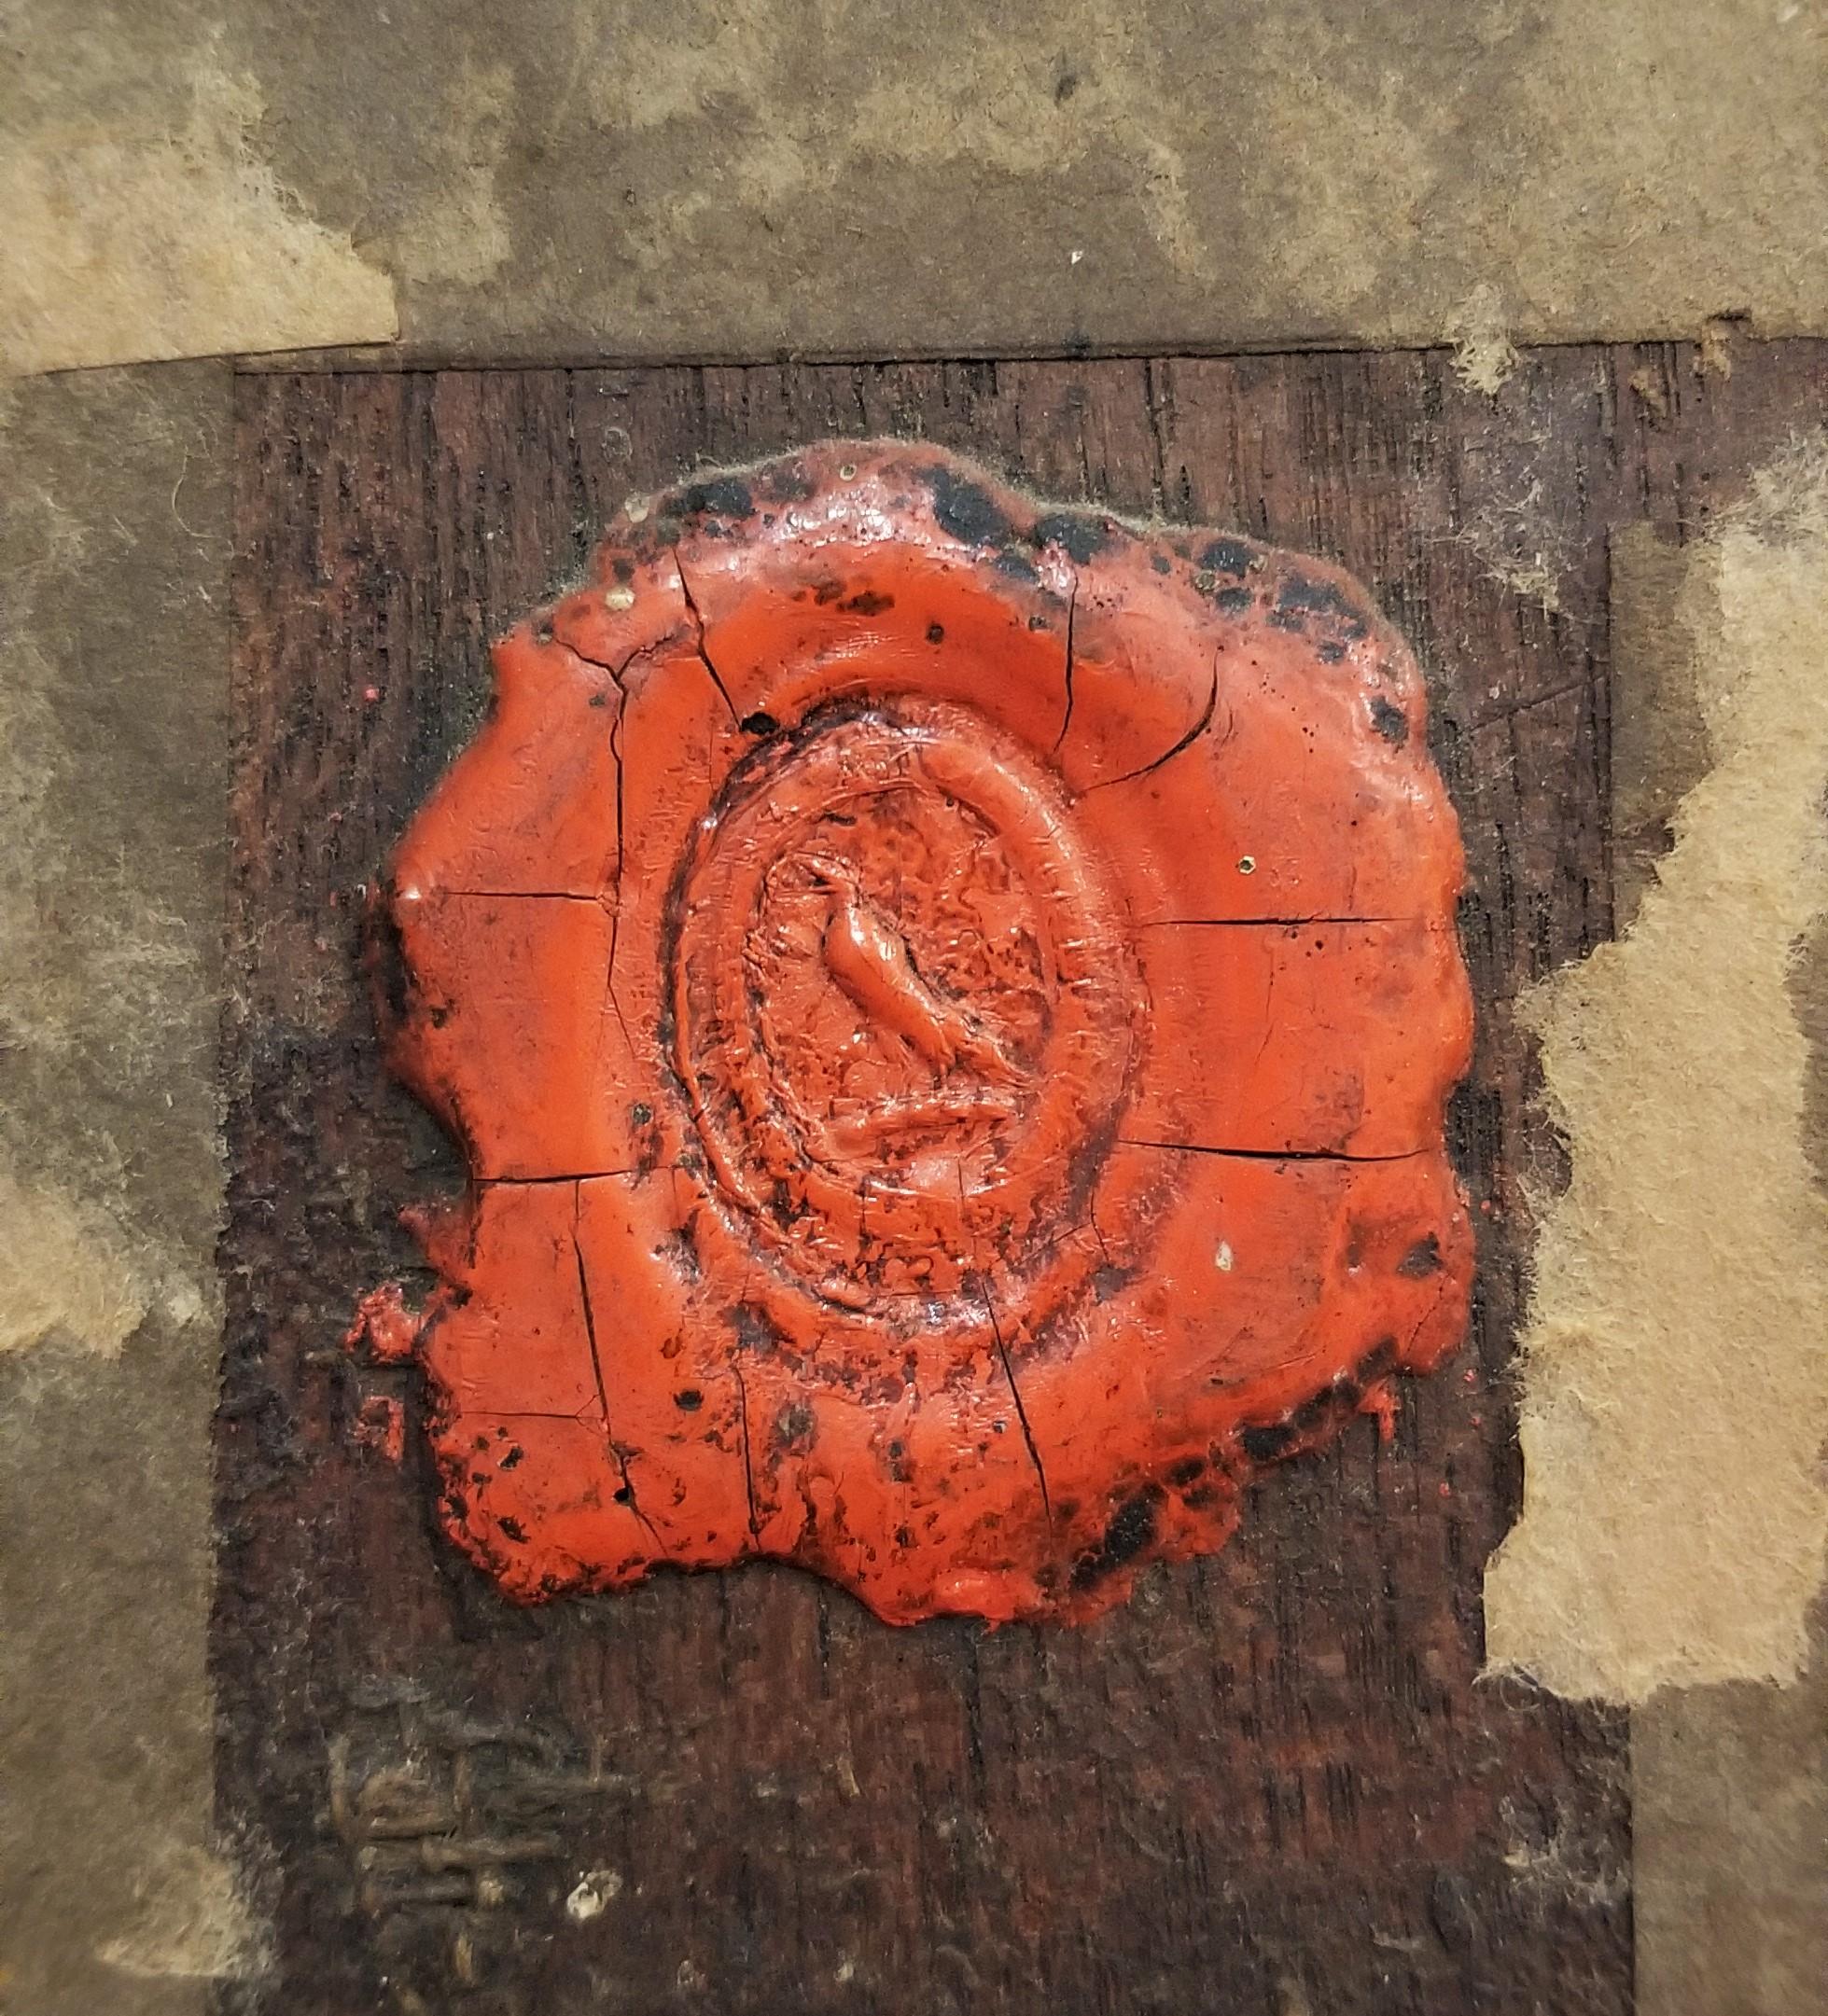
[216,347,1823,2014]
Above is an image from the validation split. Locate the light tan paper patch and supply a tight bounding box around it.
[0,1172,147,1357]
[1485,448,1828,1703]
[97,1843,268,1983]
[0,58,394,377]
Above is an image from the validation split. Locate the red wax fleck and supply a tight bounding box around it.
[354,1393,406,1464]
[364,441,1474,1625]
[342,1282,422,1364]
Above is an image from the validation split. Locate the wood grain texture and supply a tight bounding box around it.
[217,344,1823,2014]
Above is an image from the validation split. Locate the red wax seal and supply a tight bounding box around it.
[371,442,1472,1624]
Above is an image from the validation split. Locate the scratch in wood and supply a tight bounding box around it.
[1470,672,1599,732]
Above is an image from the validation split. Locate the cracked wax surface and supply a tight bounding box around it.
[368,441,1472,1623]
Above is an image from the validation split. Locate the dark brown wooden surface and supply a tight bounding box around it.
[218,344,1825,2015]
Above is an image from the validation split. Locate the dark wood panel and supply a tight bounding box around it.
[217,343,1825,2014]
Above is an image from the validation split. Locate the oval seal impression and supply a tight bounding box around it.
[368,441,1473,1623]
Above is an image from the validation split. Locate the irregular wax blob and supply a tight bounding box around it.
[365,441,1472,1624]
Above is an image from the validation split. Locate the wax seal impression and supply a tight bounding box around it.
[366,441,1472,1623]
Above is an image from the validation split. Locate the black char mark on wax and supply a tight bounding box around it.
[1396,1232,1443,1277]
[1269,571,1371,640]
[922,464,1016,549]
[1199,536,1260,578]
[1370,695,1409,744]
[669,477,757,521]
[1032,511,1109,563]
[1069,1485,1164,1590]
[1237,1338,1401,1463]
